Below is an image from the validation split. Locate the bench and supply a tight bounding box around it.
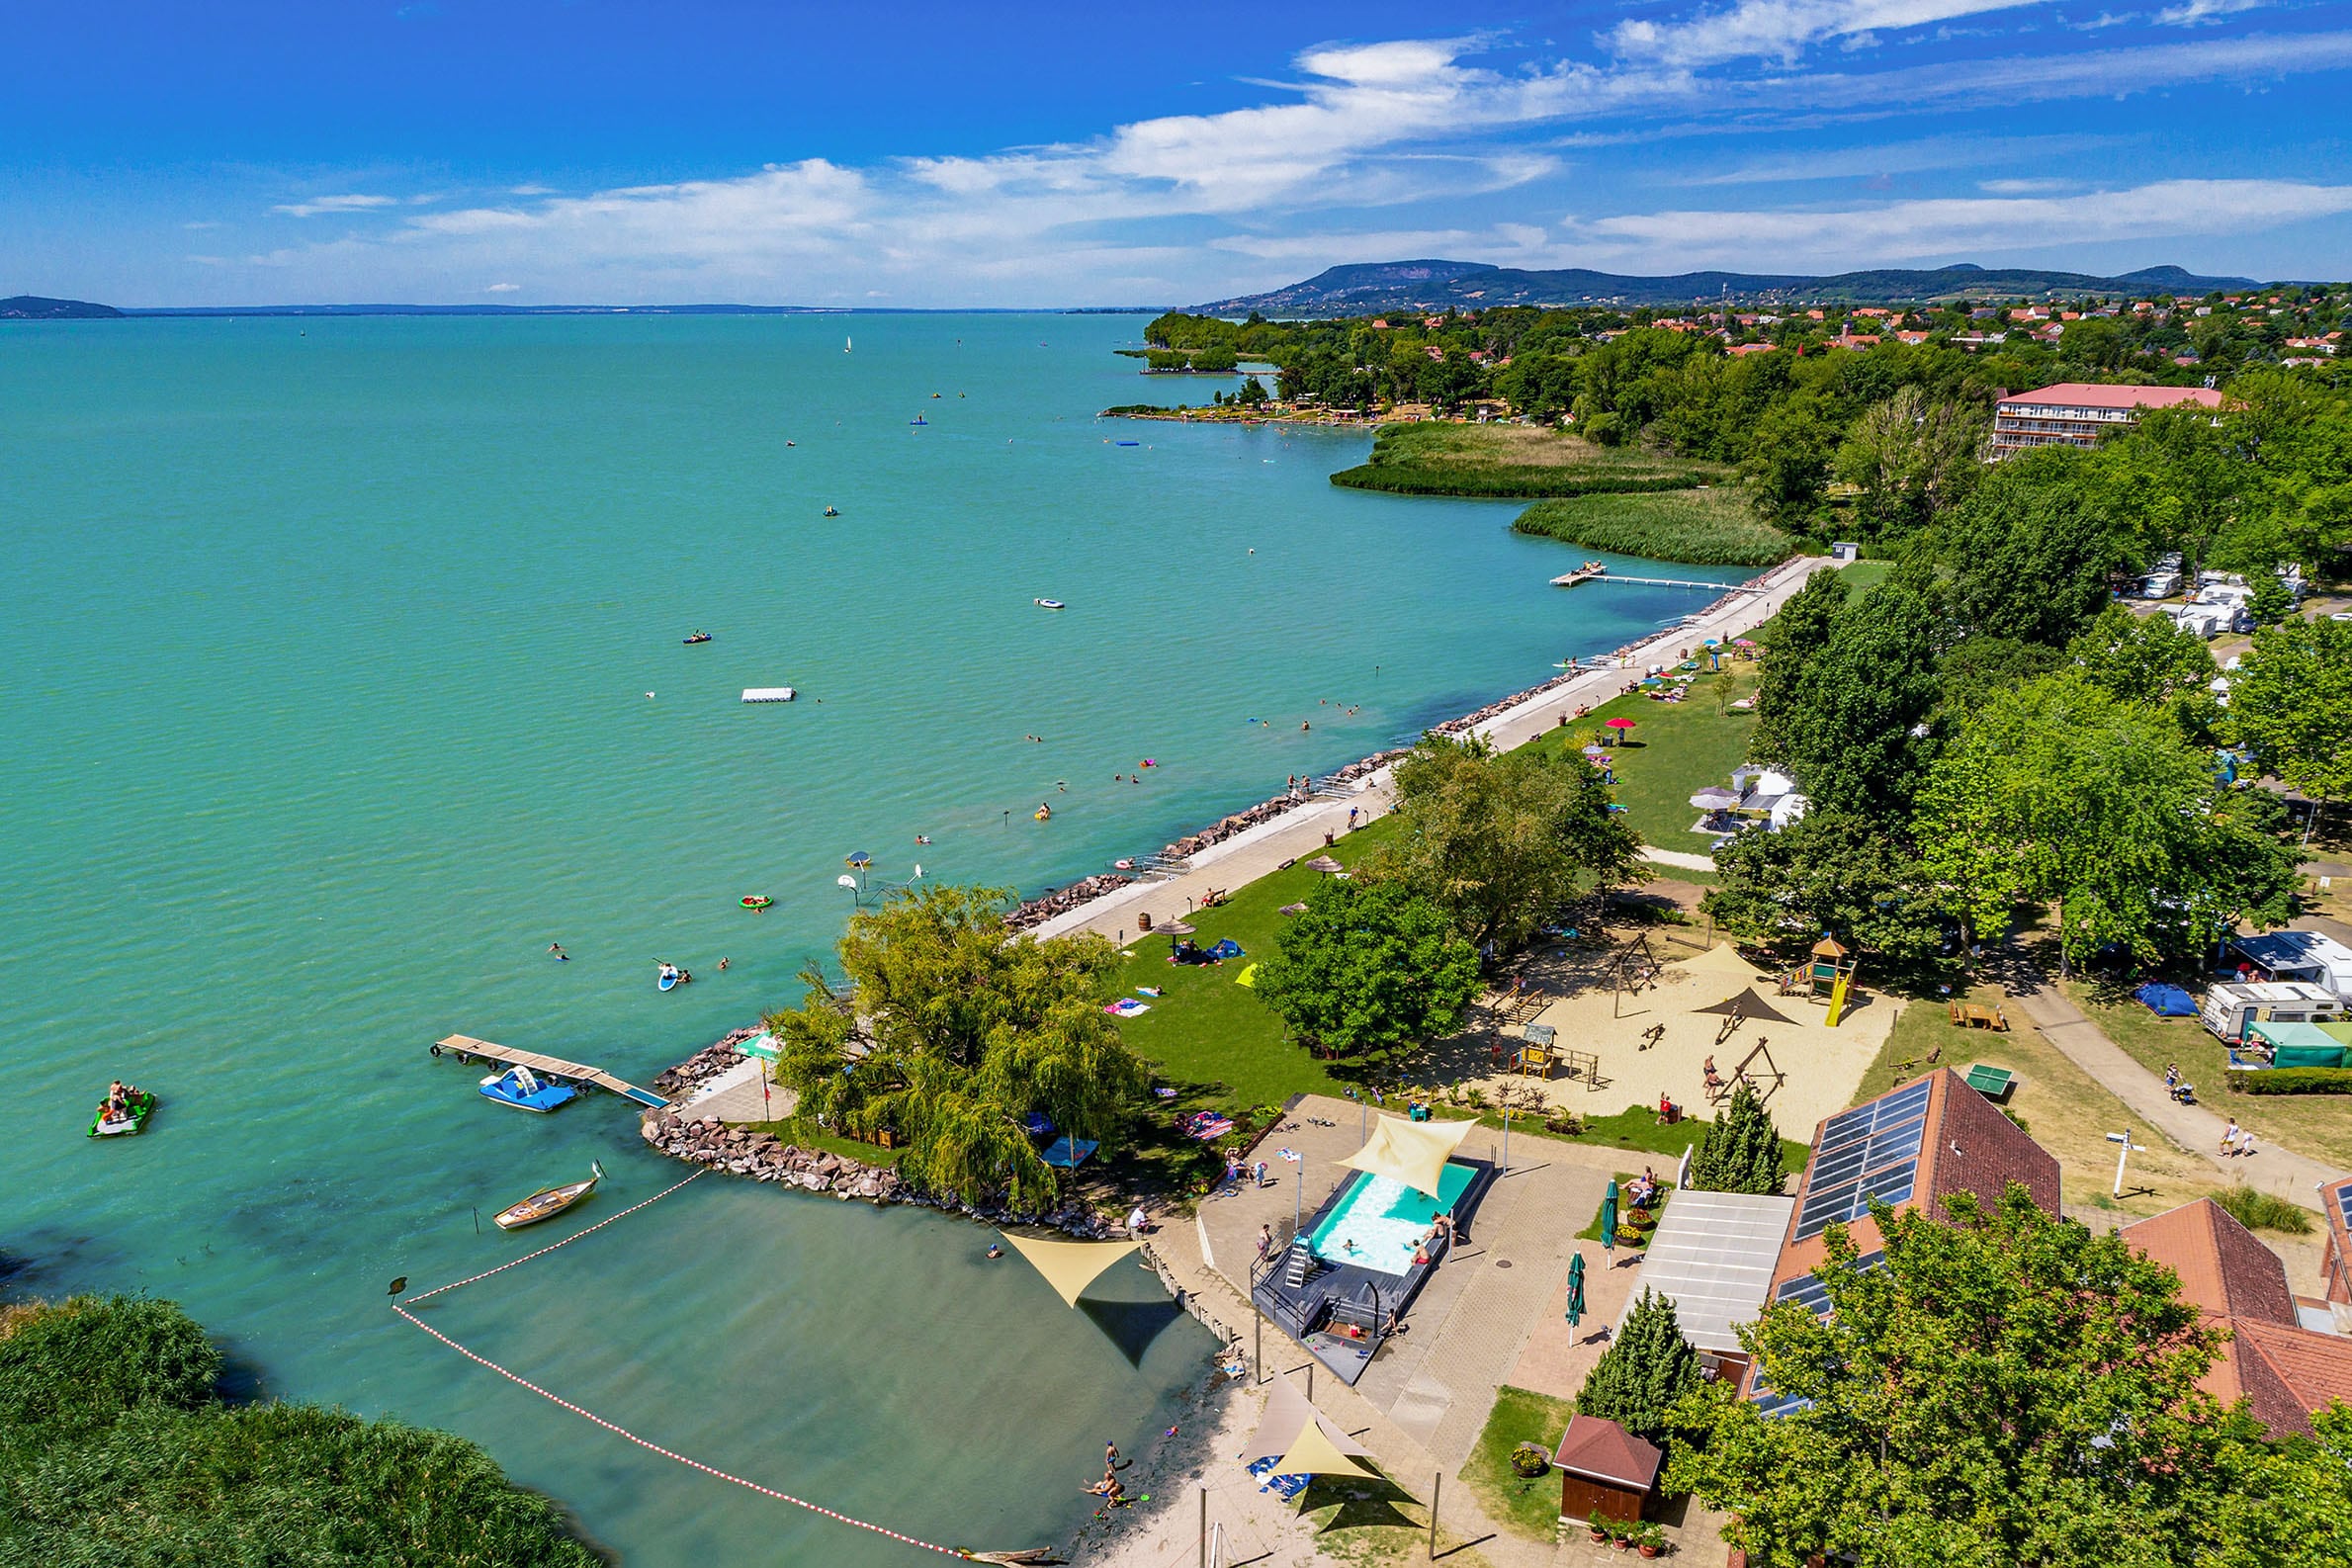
[1949,1000,2008,1032]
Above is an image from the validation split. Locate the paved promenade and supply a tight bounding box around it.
[1038,559,1833,946]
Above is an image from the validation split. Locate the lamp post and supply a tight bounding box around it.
[2107,1130,2148,1198]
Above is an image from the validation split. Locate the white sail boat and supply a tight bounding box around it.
[844,335,852,353]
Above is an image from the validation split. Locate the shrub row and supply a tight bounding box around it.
[1331,466,1712,498]
[2229,1066,2352,1094]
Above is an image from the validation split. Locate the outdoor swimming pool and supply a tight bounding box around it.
[1306,1162,1478,1274]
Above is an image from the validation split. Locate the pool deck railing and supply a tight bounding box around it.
[1249,1157,1498,1386]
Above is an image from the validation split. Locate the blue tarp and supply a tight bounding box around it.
[2135,982,2198,1017]
[1041,1136,1098,1168]
[1207,938,1245,960]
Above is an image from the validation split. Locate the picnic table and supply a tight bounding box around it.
[1949,1000,2008,1032]
[1962,1064,2017,1101]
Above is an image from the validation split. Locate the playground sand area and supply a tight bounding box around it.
[1421,939,1901,1143]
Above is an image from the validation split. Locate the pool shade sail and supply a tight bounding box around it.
[1274,1417,1379,1482]
[1338,1115,1474,1198]
[999,1233,1140,1308]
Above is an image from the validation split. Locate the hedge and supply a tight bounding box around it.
[2229,1067,2352,1094]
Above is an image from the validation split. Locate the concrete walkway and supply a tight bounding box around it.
[1036,560,1831,945]
[2000,973,2346,1211]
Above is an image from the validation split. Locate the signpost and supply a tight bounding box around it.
[2106,1130,2148,1198]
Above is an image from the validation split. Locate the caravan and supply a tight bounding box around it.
[2231,931,2352,1002]
[2200,981,2344,1044]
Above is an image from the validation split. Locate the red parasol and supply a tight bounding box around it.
[1605,717,1637,731]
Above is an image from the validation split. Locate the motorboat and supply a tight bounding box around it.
[493,1162,604,1230]
[683,631,713,645]
[479,1065,577,1113]
[1034,598,1065,610]
[88,1089,157,1138]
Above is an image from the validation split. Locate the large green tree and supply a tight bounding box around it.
[1751,568,1850,766]
[1254,879,1481,1061]
[1686,1080,1787,1195]
[2228,614,2352,842]
[1369,734,1639,953]
[1776,579,1945,820]
[1833,386,1986,539]
[769,884,1145,1209]
[1701,807,1944,961]
[1579,1287,1701,1442]
[1667,1187,2263,1568]
[1917,447,2129,647]
[2065,602,2223,742]
[1912,675,2298,970]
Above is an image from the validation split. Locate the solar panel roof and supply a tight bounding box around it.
[2337,1180,2352,1232]
[1793,1080,1931,1242]
[1750,1252,1884,1418]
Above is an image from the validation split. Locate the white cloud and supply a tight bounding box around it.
[1976,176,2076,192]
[271,193,400,218]
[509,184,556,196]
[1564,178,2352,268]
[483,282,520,293]
[2156,0,2266,23]
[1605,0,2036,67]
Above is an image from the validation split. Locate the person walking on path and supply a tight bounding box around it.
[1257,1224,1274,1263]
[2221,1118,2241,1156]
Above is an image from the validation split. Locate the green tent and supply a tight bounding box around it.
[2247,1019,2349,1070]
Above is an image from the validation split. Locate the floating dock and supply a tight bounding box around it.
[740,686,797,703]
[1551,569,1764,591]
[432,1034,669,1109]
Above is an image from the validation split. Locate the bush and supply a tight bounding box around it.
[2214,1184,2314,1235]
[1513,491,1794,567]
[1510,1440,1551,1478]
[0,1294,219,1437]
[1584,412,1626,447]
[2231,1067,2352,1094]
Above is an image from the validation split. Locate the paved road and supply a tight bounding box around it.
[2000,971,2346,1211]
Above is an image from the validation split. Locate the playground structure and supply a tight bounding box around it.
[1781,934,1860,1025]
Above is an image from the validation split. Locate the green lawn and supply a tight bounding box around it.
[1836,559,1894,595]
[1518,659,1761,851]
[1461,1386,1579,1539]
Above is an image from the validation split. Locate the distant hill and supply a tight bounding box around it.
[0,296,125,319]
[1194,260,2265,314]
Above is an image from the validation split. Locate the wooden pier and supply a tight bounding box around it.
[432,1034,670,1109]
[1551,568,1764,591]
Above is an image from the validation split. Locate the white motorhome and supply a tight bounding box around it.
[2201,981,2345,1044]
[2231,931,2352,1002]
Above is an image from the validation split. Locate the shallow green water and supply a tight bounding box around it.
[0,313,1744,1563]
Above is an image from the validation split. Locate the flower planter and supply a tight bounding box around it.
[1638,1545,1661,1559]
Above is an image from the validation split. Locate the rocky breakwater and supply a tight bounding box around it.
[640,1111,908,1201]
[650,1030,758,1098]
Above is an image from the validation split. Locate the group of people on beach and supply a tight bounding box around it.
[1085,1440,1131,1505]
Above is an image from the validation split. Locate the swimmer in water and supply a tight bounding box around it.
[717,957,730,971]
[549,943,568,960]
[915,834,931,844]
[986,1244,1003,1259]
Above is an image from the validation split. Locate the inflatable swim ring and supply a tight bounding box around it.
[1034,808,1052,821]
[740,895,773,910]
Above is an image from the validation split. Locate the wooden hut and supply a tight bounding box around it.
[1553,1415,1662,1525]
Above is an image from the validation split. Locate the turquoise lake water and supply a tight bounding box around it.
[0,313,1746,1563]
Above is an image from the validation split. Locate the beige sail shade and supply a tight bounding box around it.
[1274,1415,1380,1481]
[1673,943,1764,990]
[1241,1373,1375,1475]
[1338,1115,1475,1198]
[1000,1233,1141,1308]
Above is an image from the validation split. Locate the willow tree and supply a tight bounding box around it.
[768,884,1145,1210]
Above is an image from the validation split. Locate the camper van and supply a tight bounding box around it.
[2201,981,2345,1044]
[2231,931,2352,1002]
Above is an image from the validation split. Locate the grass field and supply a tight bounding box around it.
[2066,980,2352,1169]
[1846,982,2227,1221]
[1461,1386,1579,1539]
[1513,488,1792,567]
[1331,423,1730,499]
[1516,659,1762,851]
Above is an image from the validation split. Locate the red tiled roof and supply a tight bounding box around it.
[2122,1199,2297,1327]
[1998,382,2223,412]
[1552,1416,1663,1490]
[2234,1319,2352,1436]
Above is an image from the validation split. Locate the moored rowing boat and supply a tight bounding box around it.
[493,1162,604,1230]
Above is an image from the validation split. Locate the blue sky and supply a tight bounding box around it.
[5,0,2350,305]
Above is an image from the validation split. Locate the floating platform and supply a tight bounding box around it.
[740,687,797,703]
[432,1034,669,1109]
[1551,569,1763,592]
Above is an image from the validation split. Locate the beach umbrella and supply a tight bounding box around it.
[1304,854,1344,874]
[845,851,873,869]
[1565,1254,1587,1327]
[1690,787,1741,810]
[1733,638,1758,649]
[1601,1179,1619,1255]
[1605,717,1637,732]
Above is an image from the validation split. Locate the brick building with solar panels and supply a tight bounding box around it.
[1749,1069,2059,1413]
[2322,1175,2352,1313]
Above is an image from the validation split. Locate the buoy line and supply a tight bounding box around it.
[392,1165,994,1560]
